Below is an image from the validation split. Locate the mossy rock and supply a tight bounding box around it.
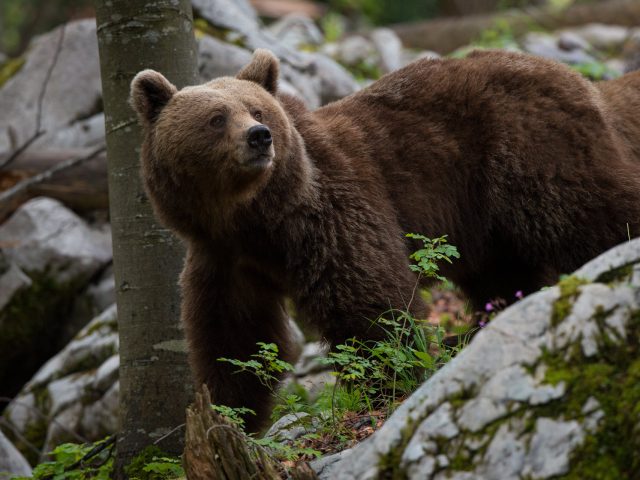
[324,239,640,479]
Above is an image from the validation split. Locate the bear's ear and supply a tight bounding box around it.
[237,49,279,95]
[130,70,177,125]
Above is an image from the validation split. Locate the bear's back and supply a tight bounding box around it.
[297,50,640,297]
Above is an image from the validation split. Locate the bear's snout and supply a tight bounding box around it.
[247,125,273,150]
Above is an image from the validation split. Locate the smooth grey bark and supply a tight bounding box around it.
[94,0,198,474]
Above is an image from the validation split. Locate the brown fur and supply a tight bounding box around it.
[130,49,640,430]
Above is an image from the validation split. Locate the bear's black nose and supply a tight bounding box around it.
[247,125,272,149]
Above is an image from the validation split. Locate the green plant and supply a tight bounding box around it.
[319,12,345,43]
[252,435,322,461]
[218,341,294,390]
[571,60,621,81]
[210,404,256,429]
[125,446,184,480]
[140,458,184,479]
[12,439,114,480]
[319,311,460,417]
[11,439,186,480]
[406,233,460,280]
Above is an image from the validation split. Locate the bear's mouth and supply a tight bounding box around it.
[243,154,273,171]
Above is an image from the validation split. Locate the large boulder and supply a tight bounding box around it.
[193,0,358,107]
[0,20,102,155]
[191,0,307,68]
[0,197,112,399]
[0,430,31,479]
[324,238,640,479]
[2,305,119,464]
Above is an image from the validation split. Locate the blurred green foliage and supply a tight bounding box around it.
[1,0,93,55]
[321,0,569,25]
[0,0,598,58]
[322,0,440,25]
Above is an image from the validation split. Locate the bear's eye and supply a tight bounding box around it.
[210,115,226,128]
[253,111,263,122]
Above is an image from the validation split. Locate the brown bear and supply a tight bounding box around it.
[130,49,640,431]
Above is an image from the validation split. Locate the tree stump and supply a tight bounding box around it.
[184,386,285,480]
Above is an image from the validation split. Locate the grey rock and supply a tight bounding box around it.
[480,419,527,480]
[370,28,403,73]
[41,402,84,458]
[523,32,595,64]
[295,341,329,376]
[623,30,640,73]
[86,267,115,314]
[280,63,322,108]
[191,0,307,69]
[558,31,591,52]
[300,52,359,104]
[267,13,324,50]
[0,20,101,155]
[582,397,605,433]
[0,261,32,311]
[565,23,630,51]
[293,370,335,402]
[0,197,112,285]
[550,283,636,357]
[197,35,322,107]
[0,198,112,400]
[191,0,259,33]
[30,304,118,388]
[456,397,507,433]
[197,35,252,82]
[4,392,37,433]
[310,448,353,480]
[477,364,565,404]
[522,418,584,478]
[48,374,93,417]
[3,305,119,460]
[230,0,258,23]
[93,354,119,392]
[80,381,119,439]
[0,430,31,479]
[575,237,640,281]
[33,113,105,150]
[326,239,640,479]
[288,317,306,353]
[336,35,376,66]
[605,58,625,77]
[264,412,316,442]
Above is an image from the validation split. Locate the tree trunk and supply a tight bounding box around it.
[392,0,640,54]
[93,1,198,475]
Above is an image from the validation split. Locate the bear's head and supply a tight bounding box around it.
[130,49,300,238]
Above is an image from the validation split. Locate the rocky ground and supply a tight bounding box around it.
[1,0,640,477]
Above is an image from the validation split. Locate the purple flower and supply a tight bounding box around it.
[479,320,487,328]
[485,302,494,312]
[515,290,524,299]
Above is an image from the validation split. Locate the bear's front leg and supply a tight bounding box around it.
[179,246,296,432]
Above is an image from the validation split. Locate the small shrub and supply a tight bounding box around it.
[12,438,115,480]
[406,233,460,281]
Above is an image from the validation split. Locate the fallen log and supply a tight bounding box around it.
[391,0,640,54]
[0,147,108,221]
